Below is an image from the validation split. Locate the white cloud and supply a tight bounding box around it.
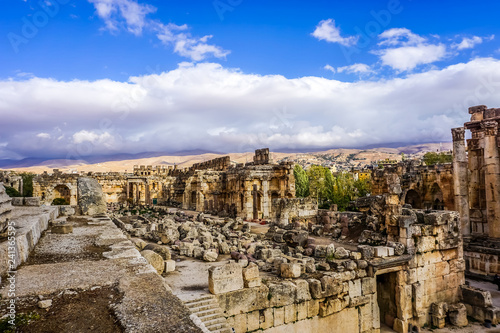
[2,58,500,159]
[88,0,228,61]
[452,36,483,50]
[324,64,335,73]
[376,28,446,71]
[336,63,373,74]
[36,133,51,139]
[312,19,358,46]
[378,28,426,47]
[378,44,446,71]
[88,0,156,35]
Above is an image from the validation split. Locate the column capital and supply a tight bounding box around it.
[451,127,465,142]
[481,121,498,136]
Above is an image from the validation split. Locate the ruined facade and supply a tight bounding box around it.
[371,161,454,212]
[453,105,500,277]
[33,149,295,220]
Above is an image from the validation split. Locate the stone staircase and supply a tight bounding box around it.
[184,295,233,333]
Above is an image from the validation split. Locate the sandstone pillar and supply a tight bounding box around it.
[452,127,470,236]
[482,121,500,238]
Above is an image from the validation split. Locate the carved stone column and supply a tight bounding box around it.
[482,121,500,238]
[452,127,470,236]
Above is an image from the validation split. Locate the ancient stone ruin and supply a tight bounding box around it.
[453,105,500,279]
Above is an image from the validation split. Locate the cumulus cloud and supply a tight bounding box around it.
[312,19,358,46]
[1,58,500,160]
[375,28,446,71]
[88,0,228,61]
[336,63,373,74]
[324,64,336,73]
[452,35,494,50]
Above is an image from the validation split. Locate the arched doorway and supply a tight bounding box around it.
[53,185,71,204]
[405,189,422,209]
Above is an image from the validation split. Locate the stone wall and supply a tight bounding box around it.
[0,183,12,234]
[454,105,500,277]
[272,197,318,227]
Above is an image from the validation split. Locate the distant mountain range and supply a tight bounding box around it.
[0,142,452,173]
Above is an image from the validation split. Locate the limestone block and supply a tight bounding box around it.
[164,259,175,272]
[362,277,376,295]
[297,301,308,321]
[396,285,412,320]
[284,304,297,323]
[281,263,302,278]
[11,197,23,206]
[448,303,468,327]
[348,279,362,298]
[273,307,285,326]
[358,245,374,259]
[140,250,164,274]
[460,285,492,307]
[295,279,312,302]
[334,247,350,259]
[319,296,349,317]
[143,243,171,260]
[208,262,244,294]
[24,197,41,206]
[179,242,194,257]
[307,299,320,317]
[229,313,247,333]
[247,310,260,332]
[259,307,273,330]
[51,224,73,234]
[268,281,297,307]
[393,318,409,333]
[193,246,204,259]
[216,285,269,316]
[416,236,436,253]
[374,246,390,258]
[349,295,370,307]
[77,177,106,215]
[315,245,327,258]
[203,249,218,262]
[350,251,362,260]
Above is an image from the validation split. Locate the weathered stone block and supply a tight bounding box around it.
[448,303,468,327]
[280,263,302,278]
[268,281,297,307]
[247,310,260,332]
[460,285,492,307]
[362,277,376,295]
[273,307,285,326]
[140,250,164,274]
[209,263,244,294]
[297,301,308,321]
[284,304,297,323]
[51,224,73,234]
[259,307,273,330]
[165,259,175,272]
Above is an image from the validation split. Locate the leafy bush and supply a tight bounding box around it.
[52,198,69,205]
[5,186,22,197]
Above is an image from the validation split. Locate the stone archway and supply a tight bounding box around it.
[404,189,422,209]
[54,184,71,204]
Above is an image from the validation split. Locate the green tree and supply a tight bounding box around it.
[19,172,34,197]
[293,164,309,197]
[307,165,328,202]
[423,152,452,165]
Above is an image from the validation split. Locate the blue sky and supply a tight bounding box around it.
[1,0,500,160]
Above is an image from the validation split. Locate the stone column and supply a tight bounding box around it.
[452,127,470,236]
[482,121,500,238]
[262,178,270,218]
